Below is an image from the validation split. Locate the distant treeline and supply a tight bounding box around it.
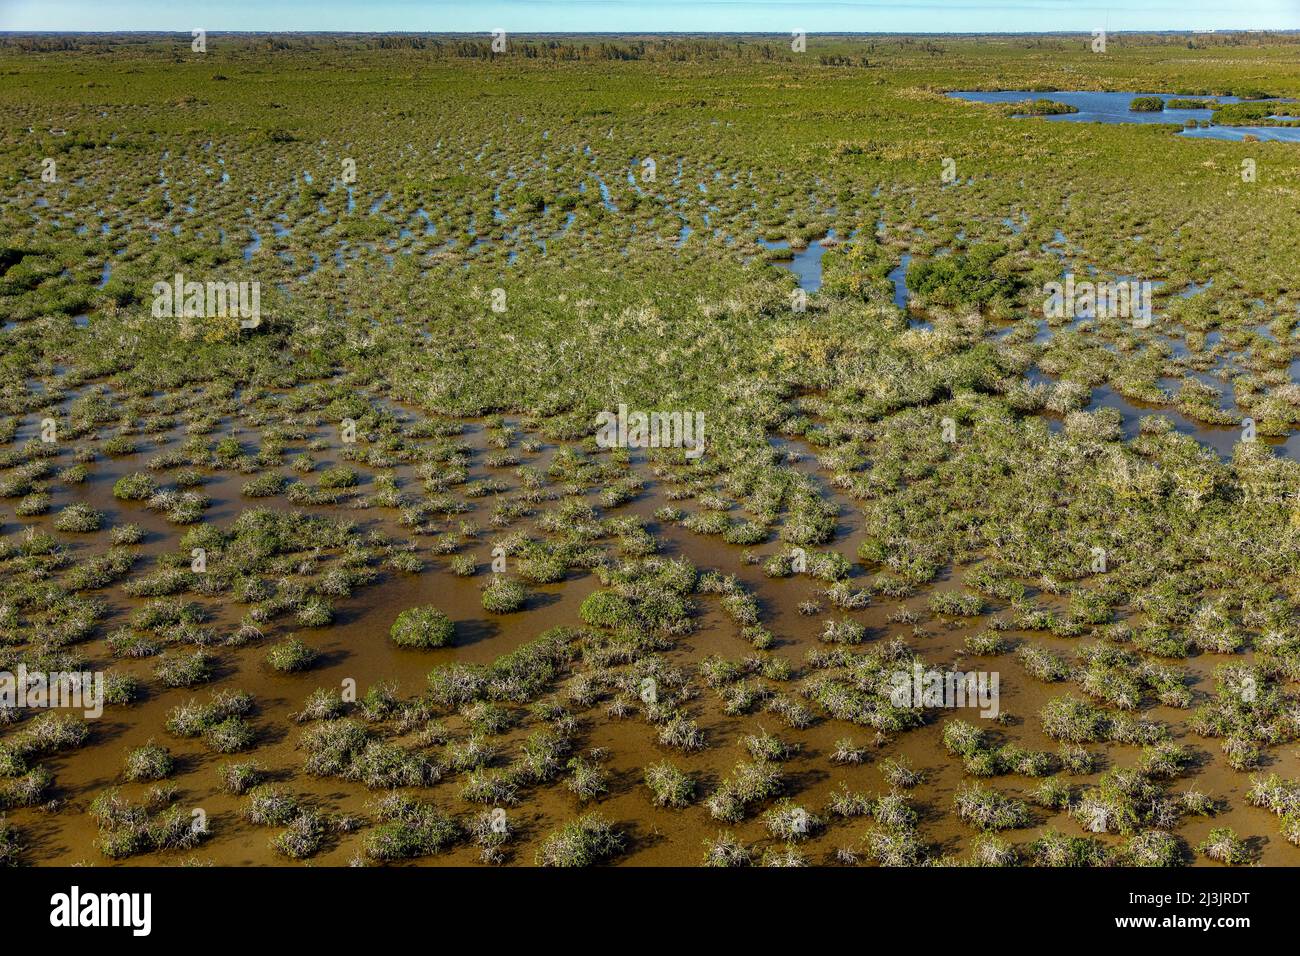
[0,34,798,59]
[1,31,1298,58]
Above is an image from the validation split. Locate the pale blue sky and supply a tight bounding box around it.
[1,1,1296,33]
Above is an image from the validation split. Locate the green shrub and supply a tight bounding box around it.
[390,606,455,648]
[266,636,319,673]
[113,472,157,500]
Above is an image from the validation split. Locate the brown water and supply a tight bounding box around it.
[5,386,1297,867]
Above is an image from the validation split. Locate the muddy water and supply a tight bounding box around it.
[5,388,1298,866]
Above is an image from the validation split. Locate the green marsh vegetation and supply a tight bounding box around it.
[0,31,1299,866]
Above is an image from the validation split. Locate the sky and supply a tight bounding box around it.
[0,1,1296,34]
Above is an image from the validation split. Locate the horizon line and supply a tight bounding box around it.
[3,29,1294,36]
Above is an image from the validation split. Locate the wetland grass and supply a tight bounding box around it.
[1,29,1299,872]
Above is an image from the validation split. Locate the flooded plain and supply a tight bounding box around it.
[5,34,1300,870]
[5,379,1298,866]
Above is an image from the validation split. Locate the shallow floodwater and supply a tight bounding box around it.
[947,91,1293,141]
[760,232,833,293]
[8,385,1298,866]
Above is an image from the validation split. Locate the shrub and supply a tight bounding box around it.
[318,466,358,490]
[216,761,263,795]
[390,606,454,648]
[244,785,300,826]
[1199,827,1251,865]
[0,816,21,866]
[113,472,157,501]
[123,742,174,782]
[203,716,255,753]
[266,636,319,673]
[53,503,103,532]
[579,591,635,628]
[364,793,461,860]
[644,761,695,808]
[272,809,327,859]
[481,576,526,613]
[536,813,625,867]
[153,650,214,688]
[954,784,1031,831]
[702,831,751,867]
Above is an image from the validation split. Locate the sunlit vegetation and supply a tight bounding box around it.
[0,29,1297,868]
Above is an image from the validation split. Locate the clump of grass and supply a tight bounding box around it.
[265,636,319,673]
[954,784,1031,831]
[644,761,694,808]
[481,575,526,613]
[53,503,103,532]
[390,605,454,648]
[701,831,751,867]
[364,793,462,860]
[113,472,158,500]
[536,812,625,867]
[89,788,206,859]
[153,650,214,688]
[216,761,263,795]
[124,741,174,782]
[1199,827,1251,865]
[271,809,328,860]
[707,761,783,822]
